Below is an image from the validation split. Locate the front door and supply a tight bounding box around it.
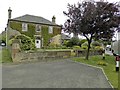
[35,39,41,48]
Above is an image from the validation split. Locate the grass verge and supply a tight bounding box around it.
[72,55,118,88]
[0,47,12,63]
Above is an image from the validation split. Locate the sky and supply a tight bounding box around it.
[0,0,119,35]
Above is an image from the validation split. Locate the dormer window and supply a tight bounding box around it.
[22,23,27,31]
[36,24,41,32]
[49,26,53,34]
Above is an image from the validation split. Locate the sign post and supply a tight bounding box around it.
[116,56,120,72]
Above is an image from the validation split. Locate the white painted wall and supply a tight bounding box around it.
[118,31,120,40]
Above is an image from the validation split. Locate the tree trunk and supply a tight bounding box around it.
[86,41,91,60]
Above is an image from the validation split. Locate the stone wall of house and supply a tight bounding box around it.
[9,21,61,47]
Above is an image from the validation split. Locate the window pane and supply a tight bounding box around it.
[22,23,27,31]
[36,25,41,32]
[49,26,53,34]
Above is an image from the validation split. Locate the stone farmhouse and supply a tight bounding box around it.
[7,7,62,48]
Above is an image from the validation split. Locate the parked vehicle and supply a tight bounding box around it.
[0,40,6,46]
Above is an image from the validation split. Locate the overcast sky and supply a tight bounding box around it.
[0,0,119,34]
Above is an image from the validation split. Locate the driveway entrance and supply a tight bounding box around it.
[2,59,112,88]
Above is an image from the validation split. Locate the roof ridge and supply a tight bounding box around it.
[11,14,60,26]
[24,14,44,19]
[13,14,47,21]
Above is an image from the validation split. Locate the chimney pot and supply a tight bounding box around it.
[8,7,12,19]
[52,16,56,23]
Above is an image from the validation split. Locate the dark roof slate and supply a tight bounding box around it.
[12,14,59,26]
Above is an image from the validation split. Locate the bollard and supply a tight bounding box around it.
[115,56,120,72]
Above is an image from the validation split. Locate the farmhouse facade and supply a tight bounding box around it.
[7,8,62,48]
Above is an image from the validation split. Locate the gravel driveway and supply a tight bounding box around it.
[2,59,112,88]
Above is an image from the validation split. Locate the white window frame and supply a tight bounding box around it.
[49,26,53,34]
[22,23,28,31]
[36,24,41,32]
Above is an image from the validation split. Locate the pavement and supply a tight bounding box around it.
[2,59,112,88]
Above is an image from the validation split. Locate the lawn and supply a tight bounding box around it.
[0,47,12,63]
[72,55,118,88]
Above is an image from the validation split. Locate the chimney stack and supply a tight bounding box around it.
[8,7,12,19]
[52,16,56,23]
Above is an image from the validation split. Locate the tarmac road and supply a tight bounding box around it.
[2,59,112,88]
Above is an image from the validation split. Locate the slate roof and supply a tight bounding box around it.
[11,14,60,26]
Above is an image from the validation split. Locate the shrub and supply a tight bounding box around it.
[47,43,65,49]
[73,45,81,50]
[8,38,15,46]
[9,34,36,51]
[0,34,6,44]
[71,50,76,57]
[63,40,69,46]
[80,39,87,45]
[66,37,81,47]
[95,46,103,50]
[97,61,107,66]
[81,41,88,46]
[92,41,101,46]
[81,45,88,49]
[48,43,57,49]
[61,46,68,49]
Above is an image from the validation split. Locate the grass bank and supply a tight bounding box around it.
[0,47,12,63]
[72,55,118,88]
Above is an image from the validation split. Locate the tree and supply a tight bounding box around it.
[66,37,81,47]
[63,1,120,60]
[9,34,36,51]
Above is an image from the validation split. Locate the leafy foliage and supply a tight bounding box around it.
[81,42,88,46]
[94,46,103,50]
[63,1,120,59]
[65,37,81,47]
[72,45,81,50]
[1,48,12,63]
[16,34,35,50]
[0,32,6,43]
[97,61,107,66]
[10,21,61,47]
[80,39,87,45]
[10,34,36,51]
[81,45,88,50]
[91,41,102,47]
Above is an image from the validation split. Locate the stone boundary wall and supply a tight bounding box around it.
[11,39,102,63]
[12,50,71,62]
[12,50,102,63]
[76,50,102,57]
